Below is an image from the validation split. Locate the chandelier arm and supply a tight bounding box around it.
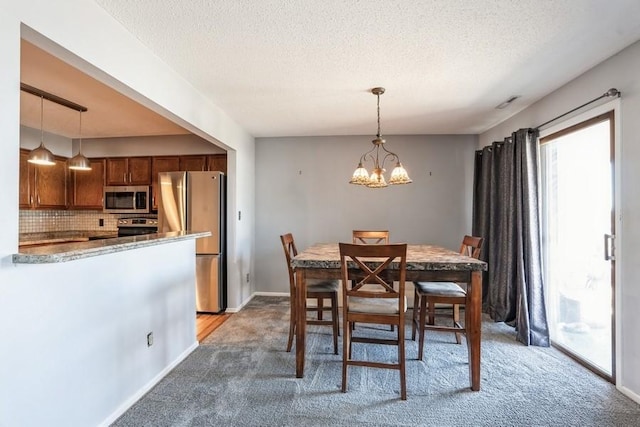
[359,143,378,164]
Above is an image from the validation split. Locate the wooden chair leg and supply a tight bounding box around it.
[427,298,436,325]
[342,317,350,393]
[286,296,296,352]
[331,293,339,354]
[453,304,462,344]
[317,297,323,320]
[418,293,427,361]
[399,321,407,400]
[411,288,419,340]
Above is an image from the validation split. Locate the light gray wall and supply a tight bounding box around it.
[479,40,640,402]
[254,134,478,294]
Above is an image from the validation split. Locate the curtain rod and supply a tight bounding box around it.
[535,88,619,130]
[20,83,88,112]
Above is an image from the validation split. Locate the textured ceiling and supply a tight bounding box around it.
[21,1,640,139]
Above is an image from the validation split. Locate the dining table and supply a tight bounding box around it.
[291,243,488,391]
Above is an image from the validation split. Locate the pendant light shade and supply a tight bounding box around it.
[68,110,92,171]
[28,95,55,166]
[349,87,412,188]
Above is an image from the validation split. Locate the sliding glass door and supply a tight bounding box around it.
[540,111,615,380]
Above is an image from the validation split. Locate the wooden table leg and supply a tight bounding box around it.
[466,270,482,391]
[295,269,307,378]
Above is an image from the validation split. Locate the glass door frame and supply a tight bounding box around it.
[538,99,621,383]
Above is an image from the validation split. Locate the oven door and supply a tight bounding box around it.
[117,226,158,237]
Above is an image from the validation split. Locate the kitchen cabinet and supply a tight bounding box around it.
[178,154,227,174]
[19,149,68,209]
[207,154,227,174]
[69,158,106,209]
[151,156,181,210]
[179,155,208,171]
[106,156,151,185]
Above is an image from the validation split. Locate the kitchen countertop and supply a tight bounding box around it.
[19,231,119,246]
[13,231,211,264]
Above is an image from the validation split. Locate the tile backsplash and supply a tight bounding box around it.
[19,210,120,233]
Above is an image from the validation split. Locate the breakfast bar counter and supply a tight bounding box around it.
[13,231,211,264]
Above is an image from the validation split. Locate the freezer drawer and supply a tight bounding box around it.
[196,254,225,313]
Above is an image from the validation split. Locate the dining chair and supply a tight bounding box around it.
[411,235,484,361]
[352,230,392,330]
[339,242,408,400]
[280,233,340,354]
[352,230,390,244]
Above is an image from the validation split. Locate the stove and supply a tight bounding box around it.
[117,217,159,237]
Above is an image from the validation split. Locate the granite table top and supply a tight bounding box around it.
[291,243,487,271]
[13,231,211,264]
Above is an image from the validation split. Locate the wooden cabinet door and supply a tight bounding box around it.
[19,150,33,208]
[207,154,227,174]
[128,157,152,185]
[106,157,151,185]
[34,156,68,209]
[179,155,207,171]
[151,156,180,210]
[70,158,105,209]
[106,158,129,185]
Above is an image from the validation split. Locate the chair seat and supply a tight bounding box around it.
[415,281,466,297]
[349,296,408,314]
[307,280,339,293]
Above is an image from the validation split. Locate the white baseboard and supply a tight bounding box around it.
[617,384,640,405]
[99,341,199,427]
[253,291,289,297]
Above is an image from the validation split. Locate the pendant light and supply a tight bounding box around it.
[349,87,412,188]
[68,110,92,171]
[27,95,56,166]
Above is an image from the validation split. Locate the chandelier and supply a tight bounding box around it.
[349,87,412,188]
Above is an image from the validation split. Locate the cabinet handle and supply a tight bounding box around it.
[129,172,132,183]
[30,195,33,206]
[37,195,41,205]
[123,173,126,183]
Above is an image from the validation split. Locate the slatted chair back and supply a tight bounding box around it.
[352,230,390,245]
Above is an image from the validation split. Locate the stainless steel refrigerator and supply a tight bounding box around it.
[157,171,226,313]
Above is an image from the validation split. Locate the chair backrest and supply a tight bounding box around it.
[352,230,390,245]
[280,233,298,294]
[460,235,483,259]
[339,242,407,309]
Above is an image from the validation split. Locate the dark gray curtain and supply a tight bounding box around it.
[472,129,549,346]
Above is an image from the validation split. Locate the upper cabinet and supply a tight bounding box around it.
[19,149,68,210]
[207,154,227,174]
[69,158,106,210]
[106,157,151,186]
[177,154,227,173]
[179,155,207,172]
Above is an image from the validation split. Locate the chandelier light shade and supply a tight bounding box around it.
[27,95,56,166]
[349,87,412,188]
[68,110,92,171]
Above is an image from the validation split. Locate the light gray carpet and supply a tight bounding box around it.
[112,296,640,426]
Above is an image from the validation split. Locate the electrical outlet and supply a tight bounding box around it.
[147,332,153,347]
[99,218,104,227]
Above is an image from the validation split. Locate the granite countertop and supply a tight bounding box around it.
[19,231,119,246]
[292,243,487,271]
[13,231,211,264]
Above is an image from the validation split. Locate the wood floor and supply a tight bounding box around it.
[196,312,232,342]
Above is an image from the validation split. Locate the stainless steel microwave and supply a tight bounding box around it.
[103,186,150,214]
